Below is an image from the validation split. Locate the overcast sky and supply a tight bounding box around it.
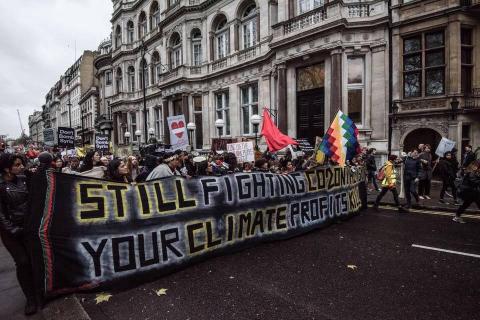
[0,0,112,139]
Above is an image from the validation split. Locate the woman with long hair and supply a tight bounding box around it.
[126,155,140,181]
[79,150,102,172]
[0,153,37,315]
[106,158,131,183]
[52,156,64,173]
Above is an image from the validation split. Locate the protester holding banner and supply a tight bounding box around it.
[52,156,64,173]
[62,156,80,174]
[106,158,131,183]
[79,150,102,172]
[127,156,141,181]
[0,153,37,315]
[146,153,180,181]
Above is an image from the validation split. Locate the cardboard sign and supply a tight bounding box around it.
[227,141,255,163]
[57,127,75,149]
[43,128,55,147]
[95,134,110,152]
[167,115,189,151]
[435,137,456,158]
[295,138,315,152]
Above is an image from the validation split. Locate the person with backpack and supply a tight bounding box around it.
[373,155,404,211]
[402,149,421,210]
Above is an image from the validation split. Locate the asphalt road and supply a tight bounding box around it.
[75,207,480,320]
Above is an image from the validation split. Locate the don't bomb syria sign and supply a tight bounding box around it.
[32,166,366,299]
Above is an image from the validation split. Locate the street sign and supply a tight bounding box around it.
[57,127,75,149]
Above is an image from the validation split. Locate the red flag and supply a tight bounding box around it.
[261,109,298,152]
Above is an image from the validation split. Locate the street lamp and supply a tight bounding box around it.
[250,114,262,150]
[148,127,155,144]
[187,122,196,149]
[135,129,142,148]
[124,131,131,146]
[215,119,225,138]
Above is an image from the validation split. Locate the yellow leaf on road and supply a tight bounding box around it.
[155,288,168,296]
[95,292,112,304]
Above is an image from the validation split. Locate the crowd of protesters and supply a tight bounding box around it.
[373,144,480,223]
[0,137,478,315]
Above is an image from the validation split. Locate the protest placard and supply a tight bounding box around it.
[227,141,255,163]
[57,127,75,149]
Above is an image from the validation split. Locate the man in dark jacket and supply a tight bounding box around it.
[366,148,380,192]
[438,151,459,205]
[454,164,480,223]
[403,149,421,209]
[462,145,475,170]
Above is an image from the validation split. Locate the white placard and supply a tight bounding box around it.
[227,141,255,163]
[435,137,456,158]
[167,115,189,151]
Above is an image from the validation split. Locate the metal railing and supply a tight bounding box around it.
[464,88,480,109]
[284,7,327,34]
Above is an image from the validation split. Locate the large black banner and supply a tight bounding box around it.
[35,166,366,298]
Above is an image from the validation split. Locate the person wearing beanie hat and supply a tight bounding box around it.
[146,152,180,181]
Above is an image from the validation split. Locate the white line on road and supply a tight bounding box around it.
[378,206,480,220]
[412,244,480,259]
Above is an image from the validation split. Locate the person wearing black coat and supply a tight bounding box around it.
[437,151,459,205]
[454,168,480,223]
[403,149,421,209]
[366,148,380,192]
[0,153,37,315]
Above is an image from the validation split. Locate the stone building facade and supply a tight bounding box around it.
[108,0,391,153]
[28,110,44,144]
[390,0,480,159]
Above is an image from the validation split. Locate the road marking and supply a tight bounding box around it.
[412,244,480,259]
[377,206,480,220]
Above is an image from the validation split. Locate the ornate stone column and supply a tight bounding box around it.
[330,49,343,121]
[277,64,287,132]
[182,94,189,123]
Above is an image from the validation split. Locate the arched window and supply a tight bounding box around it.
[138,11,147,38]
[150,1,160,30]
[115,67,123,93]
[170,33,182,69]
[139,59,149,89]
[298,0,324,15]
[127,66,135,92]
[115,25,122,48]
[240,2,257,49]
[127,21,134,43]
[151,51,161,84]
[191,28,202,66]
[213,15,229,60]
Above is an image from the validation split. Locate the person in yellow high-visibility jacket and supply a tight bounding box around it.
[374,154,404,211]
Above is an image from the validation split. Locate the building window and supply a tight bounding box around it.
[139,11,147,39]
[168,0,179,8]
[170,33,182,69]
[347,56,364,124]
[154,107,162,140]
[298,0,324,14]
[115,67,123,93]
[214,17,229,60]
[241,84,259,135]
[115,25,122,48]
[173,99,182,116]
[193,96,203,149]
[191,29,202,66]
[105,71,112,86]
[139,59,149,89]
[461,27,473,95]
[128,66,135,92]
[130,112,137,141]
[216,91,230,136]
[127,21,134,43]
[150,1,160,30]
[403,30,445,98]
[151,51,161,84]
[241,4,257,49]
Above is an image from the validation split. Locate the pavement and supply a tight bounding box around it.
[2,205,479,320]
[367,180,480,214]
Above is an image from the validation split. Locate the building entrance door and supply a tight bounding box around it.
[296,88,325,145]
[296,63,325,145]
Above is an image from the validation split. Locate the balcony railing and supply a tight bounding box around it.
[347,4,370,17]
[460,0,480,6]
[464,88,480,109]
[284,7,327,34]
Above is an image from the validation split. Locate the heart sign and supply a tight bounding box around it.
[171,121,185,138]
